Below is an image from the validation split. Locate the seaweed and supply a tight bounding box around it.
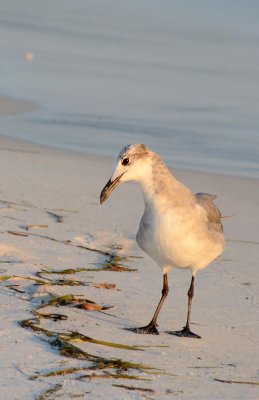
[55,338,90,360]
[47,211,64,223]
[34,311,68,321]
[103,255,138,272]
[112,384,155,393]
[214,378,259,386]
[0,275,48,285]
[77,372,151,381]
[1,274,86,288]
[87,254,138,273]
[30,367,86,379]
[92,282,119,290]
[0,275,11,282]
[39,294,83,307]
[32,368,151,382]
[35,383,62,400]
[59,331,144,351]
[19,318,161,375]
[228,239,259,245]
[36,267,88,276]
[7,230,29,237]
[7,284,25,293]
[4,224,167,390]
[6,231,140,274]
[43,279,87,287]
[7,230,111,256]
[76,303,113,311]
[39,294,112,311]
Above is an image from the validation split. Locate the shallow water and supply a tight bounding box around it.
[0,0,259,177]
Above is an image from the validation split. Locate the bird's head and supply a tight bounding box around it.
[100,144,151,204]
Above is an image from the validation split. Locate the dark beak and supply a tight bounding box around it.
[100,174,123,204]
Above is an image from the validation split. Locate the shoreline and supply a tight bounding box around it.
[0,95,258,180]
[0,130,258,185]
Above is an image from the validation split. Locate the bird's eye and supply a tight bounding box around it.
[122,157,129,166]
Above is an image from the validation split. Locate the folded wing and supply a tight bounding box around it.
[196,193,223,233]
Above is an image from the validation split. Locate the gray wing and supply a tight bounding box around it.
[196,192,223,233]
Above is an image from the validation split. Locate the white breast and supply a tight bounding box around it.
[136,203,224,272]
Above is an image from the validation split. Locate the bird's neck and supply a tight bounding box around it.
[138,155,187,209]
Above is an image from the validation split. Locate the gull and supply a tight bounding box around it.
[100,144,225,338]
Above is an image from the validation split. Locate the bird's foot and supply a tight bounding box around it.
[125,323,159,335]
[166,326,201,339]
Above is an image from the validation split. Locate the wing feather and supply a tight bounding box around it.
[196,192,223,233]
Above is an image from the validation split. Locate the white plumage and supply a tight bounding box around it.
[100,144,225,338]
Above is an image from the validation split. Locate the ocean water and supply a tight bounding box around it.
[0,0,259,177]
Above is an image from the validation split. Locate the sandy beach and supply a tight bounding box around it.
[1,2,259,398]
[0,97,259,399]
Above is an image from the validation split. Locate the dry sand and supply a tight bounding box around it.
[0,109,259,399]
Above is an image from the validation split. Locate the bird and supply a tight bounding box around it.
[100,144,225,338]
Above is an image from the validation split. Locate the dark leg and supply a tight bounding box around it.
[126,273,169,335]
[167,275,201,339]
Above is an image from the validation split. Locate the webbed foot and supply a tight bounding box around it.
[125,323,159,335]
[166,326,201,339]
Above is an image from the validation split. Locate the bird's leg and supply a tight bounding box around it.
[126,273,169,335]
[167,275,201,339]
